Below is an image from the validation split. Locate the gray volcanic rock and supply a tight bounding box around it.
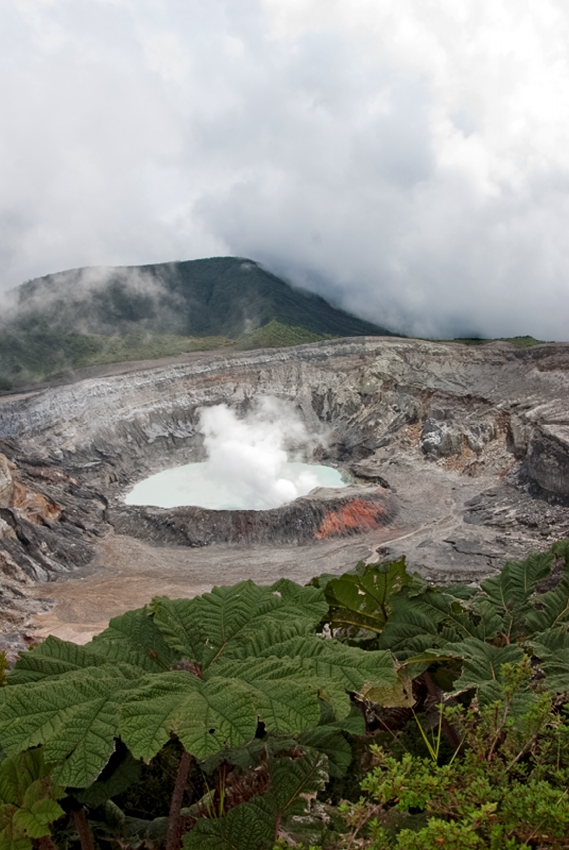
[1,336,569,647]
[527,425,569,497]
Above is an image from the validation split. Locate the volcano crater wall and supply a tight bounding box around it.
[1,336,569,645]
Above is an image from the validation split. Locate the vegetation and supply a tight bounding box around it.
[1,540,569,848]
[0,327,234,387]
[0,258,393,391]
[236,320,334,350]
[452,335,547,348]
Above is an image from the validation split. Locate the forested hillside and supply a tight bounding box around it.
[0,257,395,390]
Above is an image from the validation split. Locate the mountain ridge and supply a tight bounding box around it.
[0,256,397,390]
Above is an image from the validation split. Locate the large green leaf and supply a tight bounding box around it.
[119,662,342,762]
[149,580,327,672]
[0,664,142,787]
[217,618,315,661]
[479,549,554,640]
[524,577,569,637]
[0,750,64,850]
[270,578,330,621]
[119,672,260,761]
[447,639,527,707]
[5,637,116,686]
[183,797,275,850]
[246,635,399,695]
[529,627,569,694]
[145,596,206,664]
[468,598,509,643]
[214,657,344,728]
[378,586,477,660]
[322,558,412,633]
[87,606,180,671]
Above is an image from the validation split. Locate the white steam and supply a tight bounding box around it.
[199,398,322,510]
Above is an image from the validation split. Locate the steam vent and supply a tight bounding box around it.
[1,336,569,646]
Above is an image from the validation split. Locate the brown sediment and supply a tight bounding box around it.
[24,527,401,646]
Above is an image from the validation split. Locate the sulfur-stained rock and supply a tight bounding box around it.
[0,453,13,506]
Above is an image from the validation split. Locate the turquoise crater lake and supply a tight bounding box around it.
[125,461,346,511]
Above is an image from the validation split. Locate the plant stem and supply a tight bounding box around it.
[166,749,193,850]
[274,811,282,843]
[36,837,58,850]
[421,671,462,750]
[73,808,95,850]
[486,699,511,763]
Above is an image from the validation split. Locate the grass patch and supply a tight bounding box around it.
[0,330,233,389]
[235,320,334,350]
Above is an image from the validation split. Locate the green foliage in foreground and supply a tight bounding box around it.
[1,541,569,848]
[344,665,569,848]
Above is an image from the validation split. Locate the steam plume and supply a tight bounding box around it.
[198,398,320,510]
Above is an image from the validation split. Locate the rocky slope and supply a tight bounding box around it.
[1,336,569,649]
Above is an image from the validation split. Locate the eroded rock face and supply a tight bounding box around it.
[527,425,569,497]
[0,453,13,506]
[1,336,569,647]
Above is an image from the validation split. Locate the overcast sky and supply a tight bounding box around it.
[2,0,569,339]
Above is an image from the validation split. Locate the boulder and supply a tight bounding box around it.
[526,425,569,497]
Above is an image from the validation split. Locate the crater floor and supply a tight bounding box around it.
[1,336,569,652]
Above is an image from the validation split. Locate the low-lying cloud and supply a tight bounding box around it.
[1,1,568,340]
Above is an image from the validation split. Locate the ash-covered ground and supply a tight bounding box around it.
[1,336,569,653]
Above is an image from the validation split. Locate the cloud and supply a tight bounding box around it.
[0,0,568,339]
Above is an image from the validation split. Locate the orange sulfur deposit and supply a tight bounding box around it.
[315,498,389,539]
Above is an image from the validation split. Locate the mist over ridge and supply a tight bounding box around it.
[0,256,395,392]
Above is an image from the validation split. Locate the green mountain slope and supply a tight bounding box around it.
[0,257,396,391]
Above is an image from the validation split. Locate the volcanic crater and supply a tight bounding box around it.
[1,336,569,650]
